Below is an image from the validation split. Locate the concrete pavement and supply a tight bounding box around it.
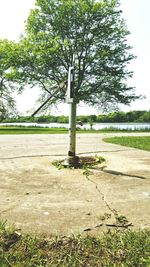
[0,133,150,235]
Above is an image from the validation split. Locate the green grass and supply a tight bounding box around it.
[1,221,150,266]
[0,127,68,134]
[0,127,101,134]
[104,136,150,151]
[0,126,150,134]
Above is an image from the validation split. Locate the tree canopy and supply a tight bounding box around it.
[0,39,20,119]
[17,0,140,111]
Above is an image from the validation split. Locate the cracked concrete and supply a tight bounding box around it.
[0,133,150,235]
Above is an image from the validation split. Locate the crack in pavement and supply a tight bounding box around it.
[0,154,66,160]
[0,149,134,160]
[82,173,134,233]
[79,149,134,153]
[85,175,118,217]
[83,222,133,232]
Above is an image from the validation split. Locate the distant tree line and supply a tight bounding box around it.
[1,110,150,124]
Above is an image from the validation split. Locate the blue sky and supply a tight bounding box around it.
[0,0,149,115]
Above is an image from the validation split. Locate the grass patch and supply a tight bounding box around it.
[0,221,150,266]
[104,136,150,151]
[0,127,68,134]
[0,126,150,134]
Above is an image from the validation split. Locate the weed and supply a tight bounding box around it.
[115,215,129,225]
[0,220,7,233]
[52,155,105,178]
[1,222,150,266]
[95,155,105,164]
[52,160,65,170]
[82,167,93,178]
[98,213,111,221]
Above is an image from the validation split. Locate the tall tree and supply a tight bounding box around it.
[0,39,20,120]
[18,0,140,111]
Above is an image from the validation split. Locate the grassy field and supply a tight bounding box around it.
[0,127,69,134]
[0,126,119,135]
[0,221,150,266]
[0,126,150,134]
[104,136,150,151]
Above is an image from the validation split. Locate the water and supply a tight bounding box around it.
[90,123,150,130]
[0,122,150,130]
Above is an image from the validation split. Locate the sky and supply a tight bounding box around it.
[0,0,149,115]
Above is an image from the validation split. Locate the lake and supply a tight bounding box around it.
[0,122,150,130]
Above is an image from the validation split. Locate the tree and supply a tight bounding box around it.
[18,0,140,111]
[15,0,142,166]
[0,39,20,120]
[139,111,150,123]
